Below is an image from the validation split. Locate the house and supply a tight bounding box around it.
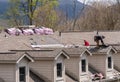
[63,47,92,82]
[112,46,120,76]
[0,31,120,82]
[0,52,34,82]
[27,49,69,82]
[88,46,117,80]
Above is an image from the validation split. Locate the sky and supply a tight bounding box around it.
[77,0,116,5]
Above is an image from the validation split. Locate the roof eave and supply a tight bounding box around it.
[0,60,16,63]
[33,57,54,61]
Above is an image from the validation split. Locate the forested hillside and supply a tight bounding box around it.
[0,0,120,31]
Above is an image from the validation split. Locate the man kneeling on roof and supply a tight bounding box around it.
[94,31,107,47]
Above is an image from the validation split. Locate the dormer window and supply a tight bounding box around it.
[19,67,26,82]
[57,63,62,77]
[81,59,86,72]
[108,57,112,69]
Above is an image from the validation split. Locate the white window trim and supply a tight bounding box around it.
[19,66,26,82]
[80,54,88,75]
[56,61,64,81]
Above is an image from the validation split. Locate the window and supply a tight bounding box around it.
[108,57,112,69]
[81,59,86,72]
[57,63,62,77]
[19,67,26,82]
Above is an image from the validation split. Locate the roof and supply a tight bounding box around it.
[63,47,92,57]
[0,52,34,63]
[0,31,59,52]
[0,31,120,53]
[89,46,117,55]
[113,45,120,52]
[53,31,120,45]
[27,49,69,60]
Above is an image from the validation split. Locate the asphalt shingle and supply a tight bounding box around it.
[0,52,25,62]
[54,31,120,45]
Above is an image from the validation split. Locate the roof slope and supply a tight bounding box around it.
[0,52,23,63]
[89,46,116,54]
[0,32,59,52]
[63,47,91,56]
[113,45,120,52]
[27,49,69,60]
[0,52,34,63]
[53,31,120,45]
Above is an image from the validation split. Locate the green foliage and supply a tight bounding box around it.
[7,0,25,26]
[7,0,58,27]
[33,0,59,29]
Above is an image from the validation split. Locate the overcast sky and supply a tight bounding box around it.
[77,0,115,5]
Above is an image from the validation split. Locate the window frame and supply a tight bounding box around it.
[81,59,86,72]
[108,56,112,69]
[19,66,26,82]
[56,63,62,77]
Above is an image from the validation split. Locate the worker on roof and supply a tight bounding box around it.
[84,40,90,48]
[94,31,106,47]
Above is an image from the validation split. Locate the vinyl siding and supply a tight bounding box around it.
[29,60,54,82]
[0,63,15,82]
[65,75,75,82]
[65,57,79,80]
[88,55,106,76]
[114,53,120,69]
[29,70,45,82]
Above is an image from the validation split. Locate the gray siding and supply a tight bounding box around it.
[114,53,120,70]
[88,55,106,75]
[29,60,54,82]
[65,57,79,80]
[29,70,45,82]
[66,75,76,82]
[0,63,15,82]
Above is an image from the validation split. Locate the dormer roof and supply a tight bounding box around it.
[0,52,34,63]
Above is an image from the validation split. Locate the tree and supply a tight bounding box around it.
[7,0,22,26]
[7,0,58,26]
[78,1,120,31]
[33,0,59,29]
[71,0,86,31]
[57,0,86,31]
